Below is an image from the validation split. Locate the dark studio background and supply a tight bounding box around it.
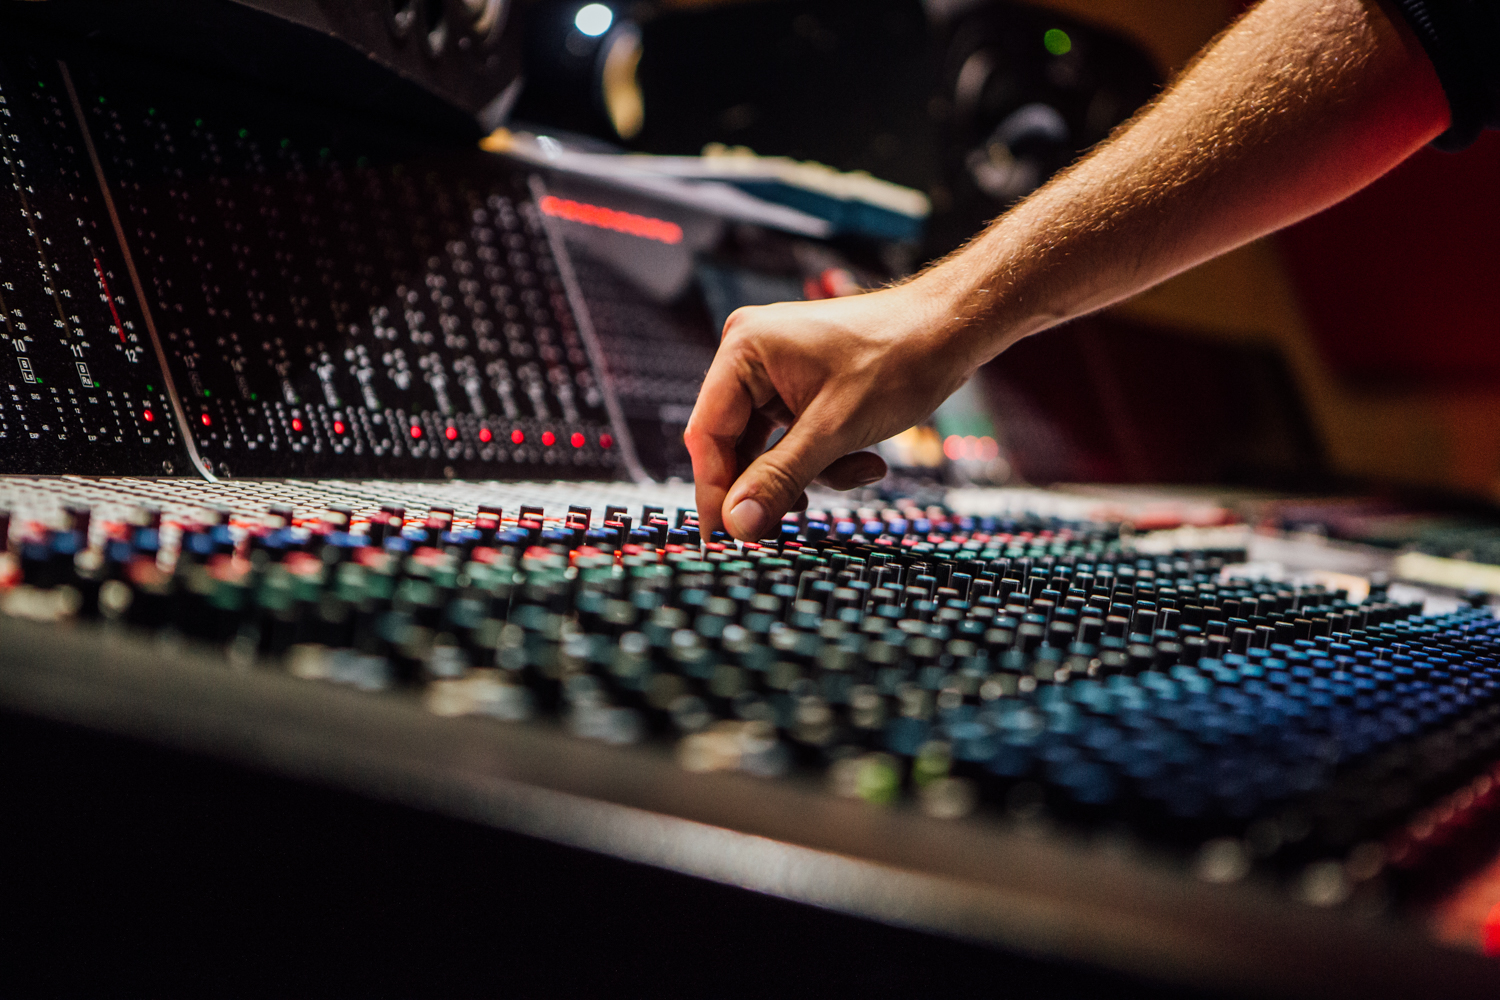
[517,0,1500,502]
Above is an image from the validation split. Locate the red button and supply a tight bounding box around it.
[599,433,613,449]
[511,429,525,445]
[445,426,458,441]
[571,432,585,448]
[200,413,211,426]
[410,425,422,439]
[291,418,303,432]
[333,420,345,435]
[541,431,556,447]
[143,409,154,423]
[479,428,492,443]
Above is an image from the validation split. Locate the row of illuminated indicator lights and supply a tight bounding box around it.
[139,406,613,450]
[139,400,976,459]
[943,434,1002,462]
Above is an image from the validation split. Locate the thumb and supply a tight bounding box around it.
[721,407,851,541]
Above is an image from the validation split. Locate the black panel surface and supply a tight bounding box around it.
[2,0,527,137]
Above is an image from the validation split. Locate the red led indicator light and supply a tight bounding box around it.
[445,426,458,441]
[410,425,422,439]
[538,195,684,245]
[291,418,304,432]
[571,432,585,448]
[511,429,525,445]
[479,428,492,443]
[541,431,556,447]
[599,433,613,449]
[333,420,346,435]
[200,413,212,426]
[143,409,154,423]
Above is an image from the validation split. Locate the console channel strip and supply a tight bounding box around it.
[0,26,625,479]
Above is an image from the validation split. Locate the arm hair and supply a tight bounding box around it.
[912,0,1449,370]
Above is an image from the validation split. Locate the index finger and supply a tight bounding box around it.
[684,350,757,539]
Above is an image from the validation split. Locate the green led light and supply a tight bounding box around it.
[238,128,249,139]
[147,108,156,116]
[1044,28,1071,56]
[203,389,212,397]
[93,381,100,388]
[280,139,290,149]
[318,147,331,158]
[194,118,203,127]
[250,392,258,401]
[146,384,154,392]
[97,96,105,104]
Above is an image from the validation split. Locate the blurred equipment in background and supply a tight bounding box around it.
[6,0,534,136]
[513,0,1167,488]
[518,0,646,139]
[516,0,1159,260]
[925,0,1160,256]
[489,130,931,242]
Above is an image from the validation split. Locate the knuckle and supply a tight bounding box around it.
[682,419,706,448]
[721,305,763,342]
[751,454,806,508]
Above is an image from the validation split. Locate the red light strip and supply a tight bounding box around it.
[92,257,127,344]
[538,195,683,245]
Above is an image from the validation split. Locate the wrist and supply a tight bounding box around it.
[898,253,1031,376]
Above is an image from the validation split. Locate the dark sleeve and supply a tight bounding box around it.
[1385,0,1500,150]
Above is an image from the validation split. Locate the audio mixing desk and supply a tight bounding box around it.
[2,3,1499,995]
[2,476,1500,997]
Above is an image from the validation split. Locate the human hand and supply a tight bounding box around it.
[685,279,983,541]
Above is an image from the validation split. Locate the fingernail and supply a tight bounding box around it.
[728,498,768,540]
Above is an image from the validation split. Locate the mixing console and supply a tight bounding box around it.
[6,476,1500,917]
[0,30,620,480]
[0,17,910,485]
[4,5,1500,993]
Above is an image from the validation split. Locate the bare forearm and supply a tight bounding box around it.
[917,0,1448,369]
[685,0,1452,540]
